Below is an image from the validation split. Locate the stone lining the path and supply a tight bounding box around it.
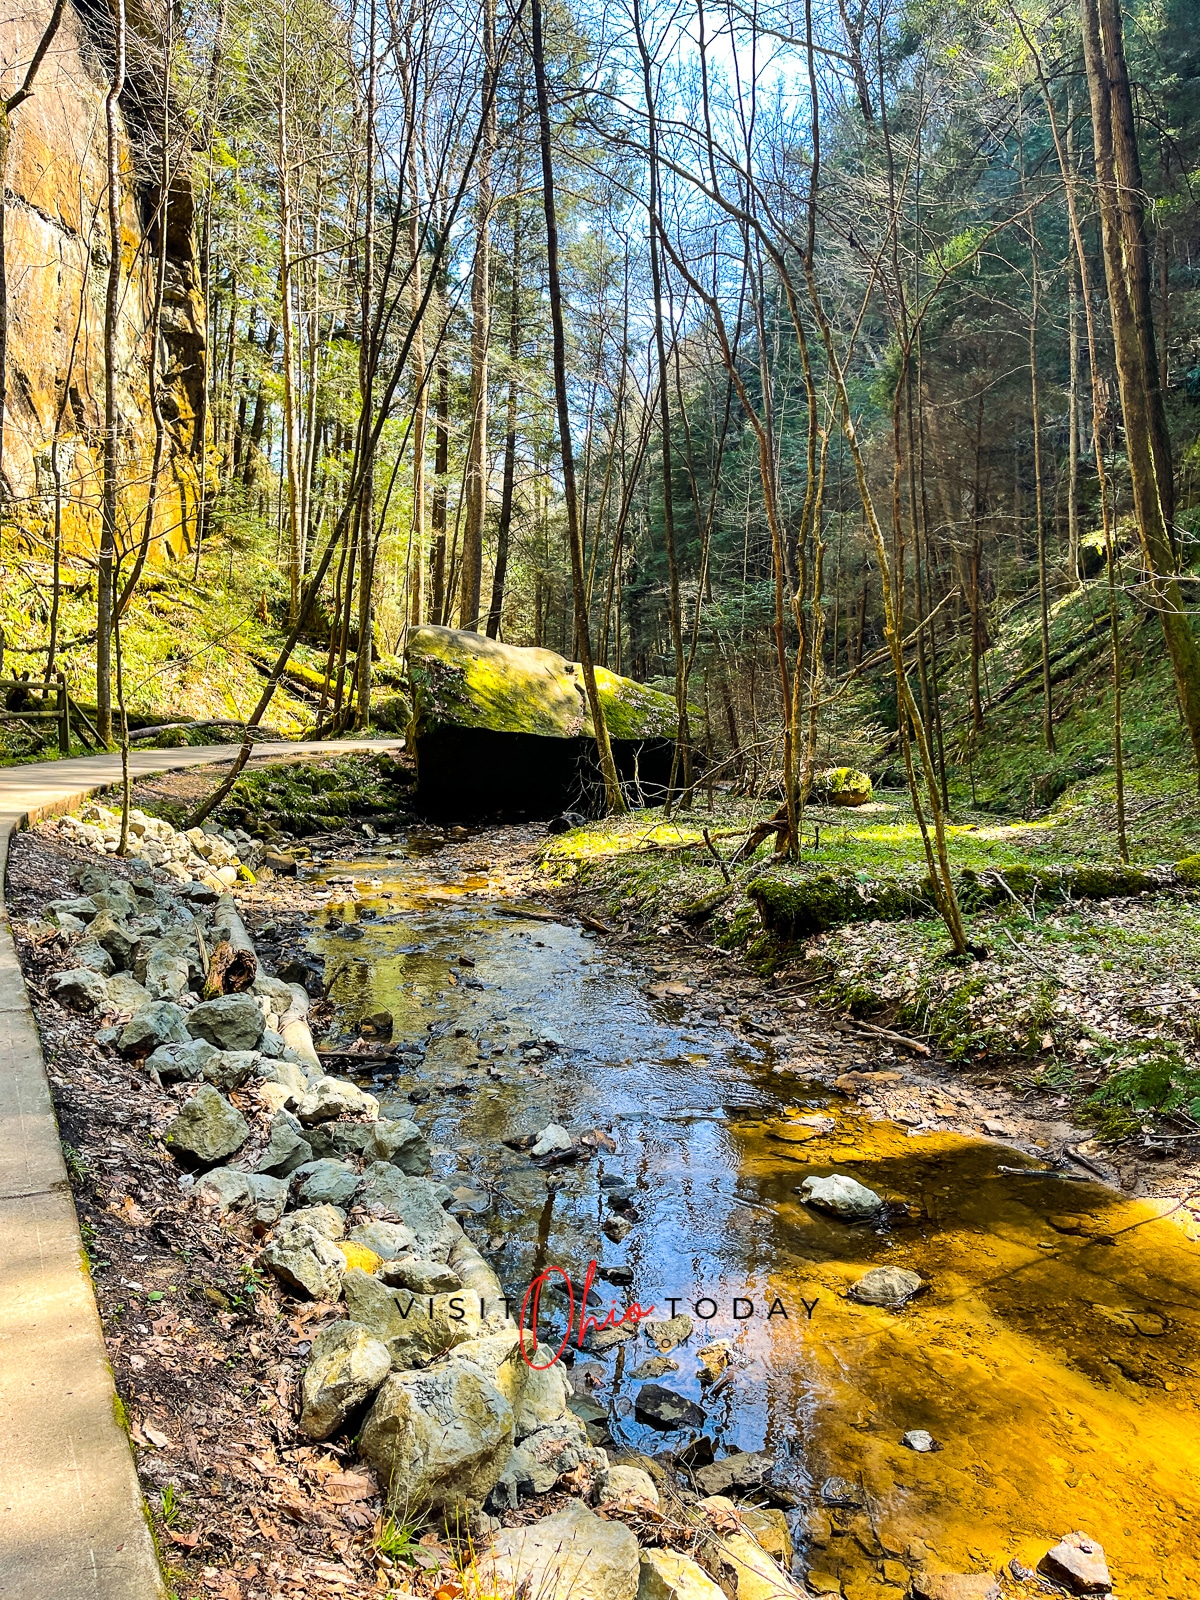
[0,741,398,1600]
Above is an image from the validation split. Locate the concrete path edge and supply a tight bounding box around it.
[0,740,399,1600]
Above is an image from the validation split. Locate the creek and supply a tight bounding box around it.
[299,835,1199,1598]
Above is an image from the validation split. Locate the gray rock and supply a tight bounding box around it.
[187,993,266,1052]
[202,1049,259,1091]
[50,911,87,938]
[73,938,116,976]
[693,1451,775,1498]
[477,1500,639,1600]
[296,1076,379,1125]
[259,1221,345,1299]
[88,910,137,969]
[341,1266,483,1367]
[292,1159,362,1208]
[378,1257,462,1293]
[257,1028,287,1058]
[358,1355,514,1511]
[119,1001,191,1059]
[141,941,193,1000]
[306,1121,374,1161]
[849,1266,922,1307]
[634,1383,706,1430]
[89,885,139,922]
[254,1110,313,1176]
[163,1083,249,1167]
[105,974,151,1013]
[300,1320,392,1440]
[47,896,97,921]
[146,1037,221,1082]
[49,967,110,1009]
[600,1465,661,1511]
[363,1118,430,1174]
[530,1123,573,1158]
[602,1215,633,1243]
[645,1314,692,1354]
[348,1219,419,1259]
[195,1167,289,1224]
[492,1417,600,1500]
[356,1165,465,1256]
[1040,1532,1112,1595]
[258,1056,309,1096]
[798,1173,883,1220]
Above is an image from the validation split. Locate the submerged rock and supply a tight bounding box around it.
[634,1383,706,1430]
[798,1173,883,1220]
[1039,1531,1112,1595]
[911,1576,1001,1600]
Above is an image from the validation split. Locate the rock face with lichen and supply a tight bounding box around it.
[405,626,683,818]
[0,0,204,552]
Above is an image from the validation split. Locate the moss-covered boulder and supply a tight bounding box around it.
[748,872,930,940]
[813,767,873,806]
[1175,853,1200,888]
[405,626,679,741]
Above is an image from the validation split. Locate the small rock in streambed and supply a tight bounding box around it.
[819,1475,865,1508]
[902,1429,939,1452]
[602,1214,633,1243]
[693,1449,775,1497]
[635,1382,706,1430]
[798,1173,884,1220]
[644,1314,692,1354]
[1039,1531,1112,1595]
[630,1357,678,1379]
[849,1266,923,1307]
[596,1265,633,1286]
[530,1123,573,1158]
[910,1575,1000,1600]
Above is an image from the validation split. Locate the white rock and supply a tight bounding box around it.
[530,1123,573,1157]
[798,1173,883,1220]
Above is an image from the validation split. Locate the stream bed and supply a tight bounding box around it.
[299,838,1199,1598]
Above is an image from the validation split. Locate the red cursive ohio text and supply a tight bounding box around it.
[517,1260,655,1369]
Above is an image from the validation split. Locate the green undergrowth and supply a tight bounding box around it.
[142,752,412,838]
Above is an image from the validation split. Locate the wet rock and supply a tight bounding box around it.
[363,1117,430,1173]
[164,1084,249,1167]
[1040,1532,1112,1595]
[630,1357,678,1380]
[531,1123,573,1158]
[569,1392,610,1425]
[348,1219,419,1259]
[50,967,110,1009]
[798,1173,883,1220]
[911,1576,1000,1600]
[187,993,266,1052]
[254,1110,314,1176]
[119,1001,191,1058]
[297,1076,379,1125]
[588,1322,639,1353]
[424,1034,479,1073]
[360,1009,393,1039]
[447,1186,491,1216]
[694,1450,775,1498]
[358,1355,514,1513]
[258,1220,345,1299]
[902,1429,938,1452]
[645,1314,692,1353]
[849,1267,922,1307]
[73,938,116,976]
[146,1037,221,1082]
[379,1257,462,1293]
[88,910,137,970]
[597,1265,634,1286]
[602,1215,633,1244]
[819,1476,865,1508]
[476,1500,638,1600]
[696,1342,732,1382]
[341,1267,482,1367]
[293,1158,362,1208]
[299,1320,391,1440]
[600,1464,660,1512]
[634,1383,706,1430]
[733,1507,792,1566]
[196,1167,289,1224]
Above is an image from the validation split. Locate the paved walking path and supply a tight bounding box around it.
[0,740,400,1600]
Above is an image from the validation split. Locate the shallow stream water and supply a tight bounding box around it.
[299,838,1200,1598]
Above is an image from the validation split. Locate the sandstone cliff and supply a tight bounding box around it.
[1,0,205,560]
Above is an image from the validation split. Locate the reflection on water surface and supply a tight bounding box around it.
[302,844,1199,1596]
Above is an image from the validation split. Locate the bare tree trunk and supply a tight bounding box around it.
[487,190,523,639]
[354,0,378,729]
[97,0,128,748]
[430,332,449,624]
[459,0,495,630]
[531,0,624,813]
[1080,0,1200,777]
[1028,212,1055,752]
[277,27,305,625]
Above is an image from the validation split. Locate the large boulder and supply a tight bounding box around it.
[140,937,195,1000]
[163,1084,249,1167]
[299,1320,391,1440]
[258,1220,345,1300]
[105,974,151,1013]
[119,1001,191,1059]
[474,1499,639,1600]
[187,993,266,1052]
[358,1355,514,1511]
[341,1267,483,1367]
